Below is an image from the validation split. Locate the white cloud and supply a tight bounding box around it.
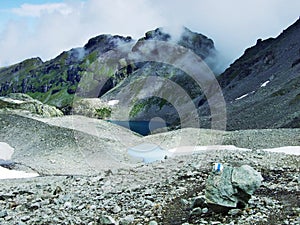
[11,3,72,17]
[0,0,165,66]
[0,0,299,68]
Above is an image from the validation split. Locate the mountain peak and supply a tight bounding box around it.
[140,26,216,60]
[84,34,133,53]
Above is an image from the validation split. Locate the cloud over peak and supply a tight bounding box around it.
[0,0,299,68]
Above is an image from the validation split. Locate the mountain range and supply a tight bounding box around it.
[0,18,299,131]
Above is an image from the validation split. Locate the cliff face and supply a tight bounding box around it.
[214,18,300,130]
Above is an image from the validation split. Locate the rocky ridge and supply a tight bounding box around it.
[214,18,300,130]
[0,27,217,119]
[1,19,299,130]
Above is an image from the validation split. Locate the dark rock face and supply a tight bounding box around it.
[84,34,133,53]
[0,160,15,169]
[139,27,216,61]
[198,18,300,130]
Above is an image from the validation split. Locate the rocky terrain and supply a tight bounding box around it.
[0,16,299,225]
[0,109,299,224]
[0,144,299,225]
[0,26,218,119]
[1,19,300,130]
[0,106,299,175]
[215,18,300,130]
[0,93,63,117]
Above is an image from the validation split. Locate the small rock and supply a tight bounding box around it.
[77,204,86,210]
[17,222,27,225]
[190,207,202,216]
[228,209,241,216]
[21,216,31,222]
[144,210,152,217]
[53,186,62,195]
[112,205,121,213]
[191,195,206,208]
[186,171,194,177]
[89,205,97,210]
[181,198,189,206]
[145,189,155,195]
[211,222,221,225]
[149,221,158,225]
[99,215,116,225]
[263,197,274,206]
[64,201,72,209]
[119,215,135,225]
[30,202,41,210]
[202,207,209,214]
[0,211,8,218]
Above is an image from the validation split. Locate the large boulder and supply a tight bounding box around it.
[71,97,113,119]
[205,164,262,212]
[0,93,63,117]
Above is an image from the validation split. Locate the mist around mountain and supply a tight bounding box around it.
[0,18,300,131]
[0,19,300,225]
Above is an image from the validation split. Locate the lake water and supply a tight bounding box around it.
[108,120,168,136]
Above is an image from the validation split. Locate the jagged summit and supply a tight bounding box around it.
[140,26,215,59]
[84,34,133,53]
[213,18,300,129]
[0,19,299,130]
[0,27,218,114]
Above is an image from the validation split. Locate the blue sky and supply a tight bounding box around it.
[0,0,65,35]
[0,0,61,29]
[0,0,299,68]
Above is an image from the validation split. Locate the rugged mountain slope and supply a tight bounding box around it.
[1,19,299,131]
[0,34,134,112]
[0,28,217,118]
[85,28,217,127]
[197,18,300,130]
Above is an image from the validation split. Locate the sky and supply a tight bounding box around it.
[0,0,299,69]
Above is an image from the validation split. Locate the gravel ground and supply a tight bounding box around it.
[0,149,299,225]
[0,112,299,224]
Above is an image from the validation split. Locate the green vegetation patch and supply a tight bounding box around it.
[129,97,171,118]
[95,107,112,119]
[129,101,146,118]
